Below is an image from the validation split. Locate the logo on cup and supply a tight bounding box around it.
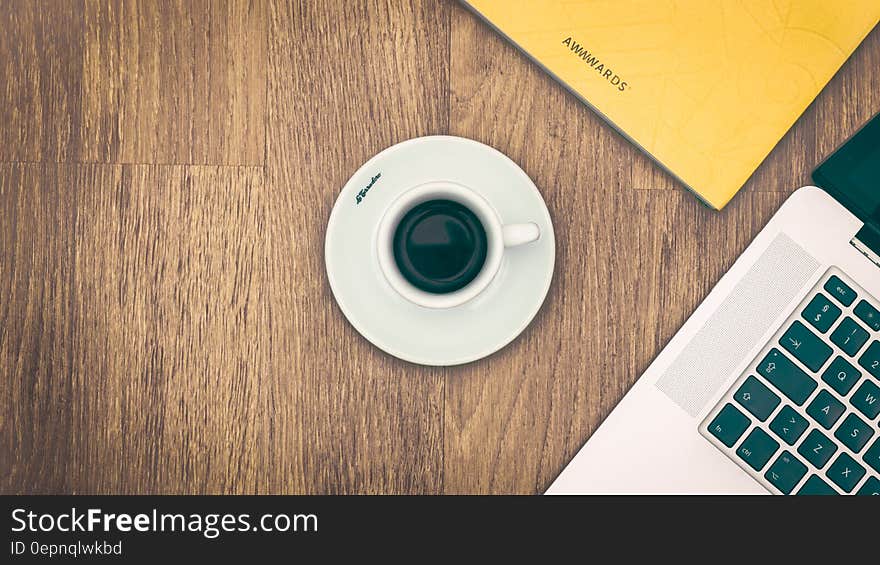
[355,173,382,204]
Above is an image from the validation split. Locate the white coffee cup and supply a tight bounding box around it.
[376,181,540,309]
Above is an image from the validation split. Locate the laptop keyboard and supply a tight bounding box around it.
[701,268,880,494]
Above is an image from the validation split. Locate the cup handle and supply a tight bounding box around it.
[501,222,540,248]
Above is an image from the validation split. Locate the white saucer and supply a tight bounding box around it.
[324,136,555,366]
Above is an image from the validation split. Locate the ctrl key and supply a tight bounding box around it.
[736,428,779,471]
[707,404,751,447]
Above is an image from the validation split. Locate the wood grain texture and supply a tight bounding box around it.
[82,0,266,165]
[263,0,450,494]
[1,164,273,493]
[0,1,83,162]
[0,1,878,494]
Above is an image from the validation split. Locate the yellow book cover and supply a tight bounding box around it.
[463,1,879,209]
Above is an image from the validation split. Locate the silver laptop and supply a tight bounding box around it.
[548,113,880,495]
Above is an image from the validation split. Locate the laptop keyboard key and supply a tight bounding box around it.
[798,429,837,469]
[764,451,807,494]
[736,428,779,471]
[757,349,817,405]
[831,318,870,357]
[850,379,880,419]
[734,376,780,421]
[806,390,845,429]
[859,341,880,380]
[863,438,880,474]
[821,356,861,396]
[824,275,857,307]
[702,273,879,496]
[856,476,880,495]
[802,293,841,333]
[781,321,832,372]
[854,300,880,332]
[707,404,751,447]
[797,475,838,495]
[826,453,865,493]
[834,413,874,453]
[769,405,809,445]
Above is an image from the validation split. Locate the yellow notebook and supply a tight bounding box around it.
[464,1,879,209]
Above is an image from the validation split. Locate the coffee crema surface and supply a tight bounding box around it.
[392,199,488,294]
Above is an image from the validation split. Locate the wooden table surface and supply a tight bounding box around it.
[1,1,878,495]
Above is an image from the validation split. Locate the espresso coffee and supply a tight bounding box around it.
[392,199,488,294]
